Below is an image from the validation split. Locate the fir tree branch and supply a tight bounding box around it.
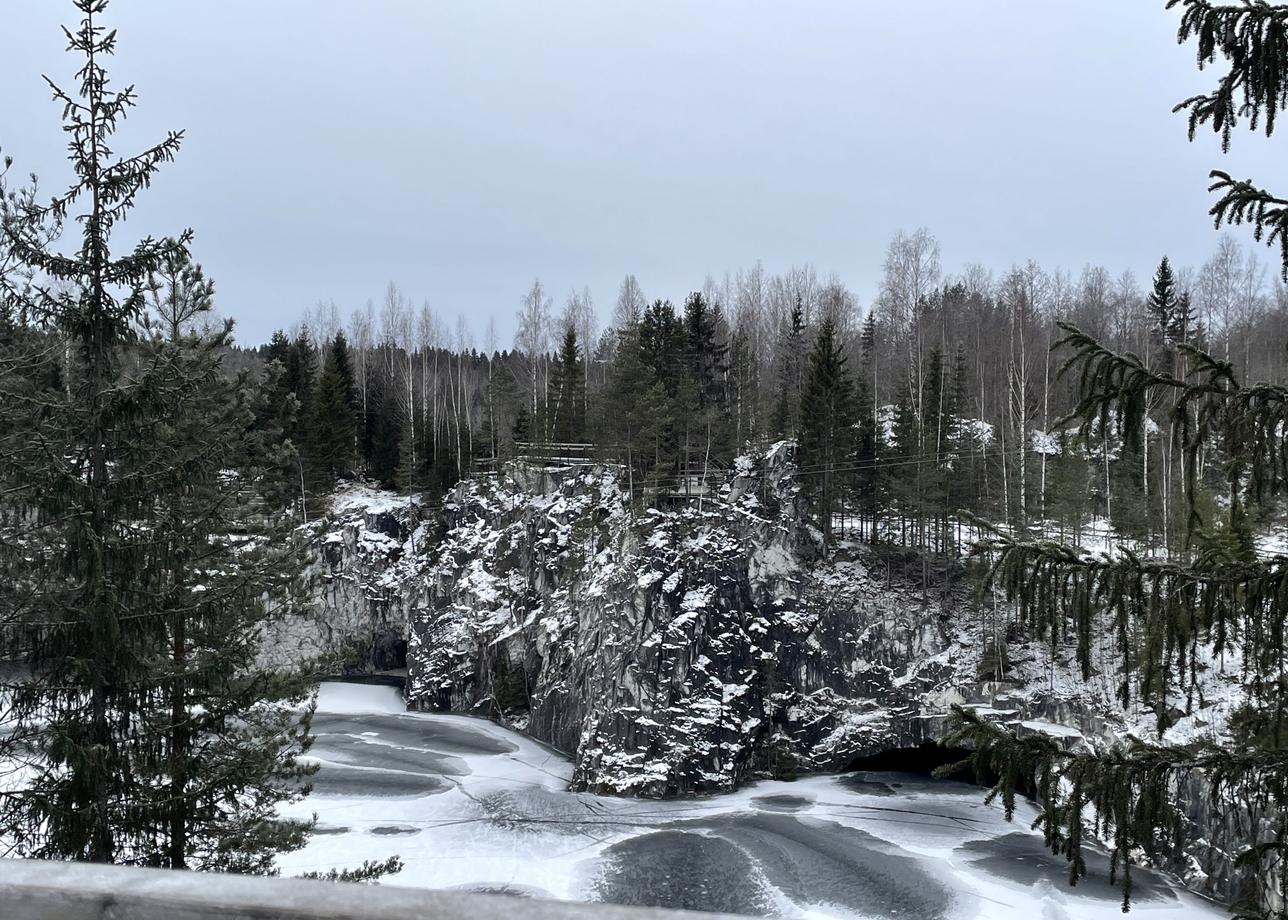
[1208,172,1288,280]
[971,519,1288,724]
[1170,0,1288,146]
[943,705,1288,917]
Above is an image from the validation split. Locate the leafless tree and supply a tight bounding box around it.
[878,228,941,419]
[348,302,374,447]
[515,278,552,418]
[612,274,646,329]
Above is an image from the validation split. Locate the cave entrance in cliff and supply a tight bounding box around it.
[844,744,994,786]
[369,634,407,673]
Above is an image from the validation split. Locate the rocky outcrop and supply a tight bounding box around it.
[297,453,1252,908]
[401,446,1214,795]
[260,484,424,674]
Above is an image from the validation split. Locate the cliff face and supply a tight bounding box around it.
[401,446,1188,795]
[292,453,1252,906]
[260,485,424,674]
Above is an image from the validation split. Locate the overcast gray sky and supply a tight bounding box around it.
[1,1,1279,346]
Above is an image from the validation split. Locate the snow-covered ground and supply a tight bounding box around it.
[279,682,1226,919]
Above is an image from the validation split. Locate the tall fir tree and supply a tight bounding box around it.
[311,333,358,484]
[364,353,403,488]
[1147,256,1180,345]
[854,313,883,542]
[0,0,315,870]
[284,330,319,499]
[638,299,685,396]
[598,321,672,502]
[550,324,586,444]
[920,345,954,552]
[798,317,856,550]
[946,343,977,544]
[680,292,730,481]
[888,385,921,546]
[483,358,520,461]
[771,296,806,439]
[681,292,726,410]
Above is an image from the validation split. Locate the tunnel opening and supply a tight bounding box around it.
[844,744,999,787]
[369,631,408,672]
[334,631,408,686]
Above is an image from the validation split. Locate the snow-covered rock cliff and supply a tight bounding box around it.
[291,450,1252,907]
[401,446,1235,795]
[260,484,426,673]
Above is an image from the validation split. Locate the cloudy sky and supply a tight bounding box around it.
[0,1,1278,345]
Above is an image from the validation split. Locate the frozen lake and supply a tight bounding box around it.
[278,682,1225,920]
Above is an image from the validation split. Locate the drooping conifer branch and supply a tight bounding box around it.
[1170,1,1288,278]
[956,306,1288,915]
[942,706,1288,917]
[1170,1,1288,145]
[1055,320,1288,542]
[975,522,1288,726]
[1207,174,1288,280]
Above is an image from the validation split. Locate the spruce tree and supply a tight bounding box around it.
[1147,256,1180,346]
[771,297,806,439]
[312,334,358,484]
[483,361,519,461]
[727,325,759,449]
[946,343,980,543]
[920,346,951,551]
[550,324,585,444]
[798,317,856,550]
[0,0,315,870]
[285,331,319,439]
[639,299,685,394]
[598,321,672,502]
[635,380,674,492]
[284,330,320,500]
[512,400,531,446]
[1170,0,1288,280]
[854,379,882,544]
[681,291,726,410]
[635,300,684,478]
[262,330,303,483]
[365,359,403,488]
[860,311,880,426]
[329,330,358,415]
[395,401,419,495]
[855,313,883,542]
[680,292,730,482]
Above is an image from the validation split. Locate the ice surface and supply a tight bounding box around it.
[278,681,1227,919]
